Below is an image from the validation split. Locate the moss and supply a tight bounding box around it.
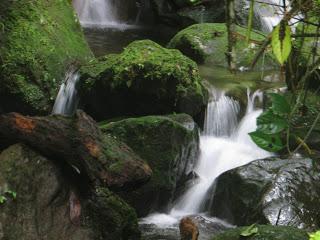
[100,114,199,216]
[0,0,93,114]
[168,23,276,69]
[79,40,208,121]
[212,225,308,240]
[85,187,140,240]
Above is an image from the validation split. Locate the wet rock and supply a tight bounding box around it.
[0,144,141,239]
[79,40,208,124]
[209,156,320,231]
[139,215,231,240]
[100,114,200,216]
[168,23,276,69]
[212,225,309,240]
[179,217,199,240]
[0,0,92,115]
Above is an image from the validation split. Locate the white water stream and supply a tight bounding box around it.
[72,0,139,29]
[141,89,272,227]
[254,0,293,32]
[52,69,80,115]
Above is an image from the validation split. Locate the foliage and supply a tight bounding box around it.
[309,231,320,240]
[272,21,292,65]
[240,224,259,237]
[249,93,290,152]
[0,190,17,204]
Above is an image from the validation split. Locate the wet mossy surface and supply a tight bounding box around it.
[210,157,320,230]
[0,0,92,115]
[0,144,142,240]
[79,40,208,122]
[168,23,276,69]
[212,225,309,240]
[100,114,199,216]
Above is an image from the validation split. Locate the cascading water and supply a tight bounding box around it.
[141,88,273,237]
[254,0,291,32]
[204,89,240,137]
[52,69,80,116]
[72,0,130,29]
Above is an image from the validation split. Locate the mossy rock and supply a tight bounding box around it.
[210,156,320,230]
[0,0,92,115]
[79,40,208,123]
[212,225,309,240]
[100,114,199,216]
[168,23,276,69]
[0,144,141,240]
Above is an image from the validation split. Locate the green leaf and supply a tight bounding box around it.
[309,231,320,240]
[272,21,292,65]
[5,190,17,199]
[0,195,7,204]
[269,93,291,114]
[257,110,288,134]
[249,131,285,152]
[240,224,259,237]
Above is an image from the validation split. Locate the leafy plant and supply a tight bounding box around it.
[309,231,320,240]
[240,224,259,237]
[0,190,17,205]
[249,93,291,152]
[272,21,292,65]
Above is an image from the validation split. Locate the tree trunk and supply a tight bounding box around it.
[226,0,237,72]
[0,111,152,189]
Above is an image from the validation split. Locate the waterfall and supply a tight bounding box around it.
[52,69,80,116]
[141,88,273,227]
[254,0,291,32]
[204,89,240,137]
[73,0,124,28]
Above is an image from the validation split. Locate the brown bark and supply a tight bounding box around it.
[0,110,152,189]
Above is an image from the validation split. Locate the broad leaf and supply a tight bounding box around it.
[240,224,258,237]
[272,21,292,65]
[249,131,285,152]
[269,93,291,115]
[257,109,288,134]
[309,231,320,240]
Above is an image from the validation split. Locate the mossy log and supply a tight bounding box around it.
[0,111,152,189]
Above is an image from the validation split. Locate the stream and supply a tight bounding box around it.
[62,1,284,238]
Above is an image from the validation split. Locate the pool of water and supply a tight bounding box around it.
[83,24,178,56]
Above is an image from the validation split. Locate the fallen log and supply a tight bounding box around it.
[0,110,152,189]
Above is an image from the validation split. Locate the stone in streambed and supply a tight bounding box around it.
[0,144,141,239]
[79,40,208,124]
[100,114,200,216]
[168,23,276,69]
[209,156,320,231]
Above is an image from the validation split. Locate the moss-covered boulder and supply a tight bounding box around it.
[209,156,320,231]
[0,0,92,115]
[79,40,208,123]
[212,225,309,240]
[168,23,276,69]
[0,144,140,239]
[100,114,200,216]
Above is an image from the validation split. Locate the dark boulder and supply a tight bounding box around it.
[79,40,208,124]
[100,114,200,216]
[168,23,276,69]
[209,156,320,231]
[0,144,140,239]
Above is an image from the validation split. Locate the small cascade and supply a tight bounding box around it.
[254,0,291,32]
[141,88,273,230]
[72,0,130,29]
[204,89,240,137]
[52,69,80,116]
